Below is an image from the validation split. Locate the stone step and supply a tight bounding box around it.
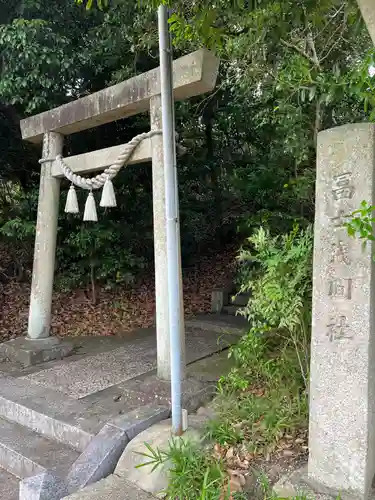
[0,468,20,500]
[222,305,241,316]
[230,292,251,307]
[0,376,98,451]
[62,474,155,500]
[0,416,79,480]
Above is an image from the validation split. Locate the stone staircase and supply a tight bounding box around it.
[0,376,99,499]
[0,374,170,500]
[211,287,251,317]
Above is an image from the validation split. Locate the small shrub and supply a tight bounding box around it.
[137,439,228,499]
[236,224,313,386]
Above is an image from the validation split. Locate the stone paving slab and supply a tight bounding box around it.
[20,340,156,399]
[20,326,235,399]
[116,375,212,411]
[62,475,156,500]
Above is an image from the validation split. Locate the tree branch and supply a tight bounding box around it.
[280,38,320,68]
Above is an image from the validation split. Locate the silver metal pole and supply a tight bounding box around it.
[157,5,184,436]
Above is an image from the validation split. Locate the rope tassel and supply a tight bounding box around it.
[65,185,79,214]
[83,191,98,222]
[100,177,117,208]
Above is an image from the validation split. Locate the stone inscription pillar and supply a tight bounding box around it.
[308,123,375,499]
[28,131,63,339]
[150,95,185,381]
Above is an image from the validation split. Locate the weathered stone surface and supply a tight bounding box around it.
[117,375,212,413]
[109,404,170,441]
[309,123,375,499]
[21,49,219,143]
[273,466,332,500]
[62,475,156,500]
[187,349,234,383]
[66,405,169,495]
[28,131,63,340]
[20,321,232,399]
[51,139,152,178]
[150,95,185,381]
[20,342,157,399]
[211,288,228,313]
[185,316,246,336]
[0,415,78,479]
[0,469,19,500]
[357,0,375,46]
[115,418,203,497]
[0,336,73,367]
[19,471,68,500]
[66,423,129,494]
[0,376,96,451]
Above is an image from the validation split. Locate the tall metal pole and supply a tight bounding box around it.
[157,5,184,436]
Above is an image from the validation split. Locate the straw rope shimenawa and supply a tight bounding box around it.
[39,130,162,221]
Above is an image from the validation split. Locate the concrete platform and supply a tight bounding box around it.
[0,376,99,450]
[18,319,242,400]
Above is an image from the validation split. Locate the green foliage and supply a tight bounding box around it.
[345,200,375,246]
[0,186,37,279]
[204,226,310,463]
[212,332,308,454]
[0,19,75,113]
[236,225,312,385]
[75,0,108,10]
[238,225,313,327]
[137,439,229,500]
[56,222,146,292]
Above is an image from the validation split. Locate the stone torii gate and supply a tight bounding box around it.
[1,49,219,380]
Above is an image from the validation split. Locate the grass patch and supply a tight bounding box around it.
[207,331,308,457]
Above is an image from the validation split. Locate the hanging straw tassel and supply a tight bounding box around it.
[65,184,79,214]
[100,176,117,208]
[83,191,98,222]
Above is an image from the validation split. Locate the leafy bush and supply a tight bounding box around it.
[0,186,37,280]
[236,225,313,386]
[56,223,146,299]
[205,225,311,467]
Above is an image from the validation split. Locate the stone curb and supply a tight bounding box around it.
[65,404,169,496]
[18,404,170,500]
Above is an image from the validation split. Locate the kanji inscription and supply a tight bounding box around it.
[330,240,350,265]
[332,172,355,200]
[326,315,352,342]
[330,209,347,228]
[328,278,352,299]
